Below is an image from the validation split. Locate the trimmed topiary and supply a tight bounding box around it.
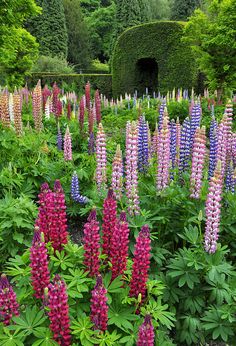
[112,21,198,96]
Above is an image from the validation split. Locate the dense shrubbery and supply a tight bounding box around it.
[31,56,75,74]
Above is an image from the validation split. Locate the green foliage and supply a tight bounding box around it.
[0,0,40,86]
[183,0,236,93]
[118,0,142,30]
[27,0,68,59]
[0,194,37,262]
[112,21,198,96]
[0,0,40,26]
[170,0,202,21]
[31,55,74,74]
[27,73,112,96]
[148,0,173,20]
[91,59,110,73]
[63,0,91,69]
[85,3,116,62]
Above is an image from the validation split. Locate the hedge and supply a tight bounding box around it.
[26,73,112,96]
[112,21,199,97]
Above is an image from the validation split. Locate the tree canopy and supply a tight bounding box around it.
[184,0,236,93]
[0,0,40,86]
[27,0,68,59]
[63,0,91,69]
[171,0,202,20]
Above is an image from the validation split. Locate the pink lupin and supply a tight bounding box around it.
[190,127,207,199]
[111,144,123,200]
[96,123,107,190]
[64,126,72,161]
[204,161,223,254]
[157,110,170,190]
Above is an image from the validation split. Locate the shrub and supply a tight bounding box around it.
[31,55,74,74]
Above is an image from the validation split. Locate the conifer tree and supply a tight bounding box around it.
[171,0,202,21]
[63,0,90,68]
[115,0,150,36]
[28,0,68,58]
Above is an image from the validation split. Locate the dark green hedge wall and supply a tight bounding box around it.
[112,21,198,97]
[26,73,112,96]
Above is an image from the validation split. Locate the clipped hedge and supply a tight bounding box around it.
[112,21,198,97]
[26,73,112,96]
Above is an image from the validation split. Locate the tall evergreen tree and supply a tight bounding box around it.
[138,0,151,22]
[27,0,68,58]
[115,0,150,36]
[63,0,91,69]
[171,0,202,21]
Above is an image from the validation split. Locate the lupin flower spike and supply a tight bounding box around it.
[96,123,107,190]
[110,211,130,280]
[90,275,108,332]
[32,80,42,132]
[111,144,123,200]
[137,315,155,346]
[29,230,50,299]
[0,274,19,325]
[83,208,100,277]
[71,171,88,203]
[204,161,223,254]
[125,121,140,215]
[102,189,117,261]
[48,275,71,345]
[190,127,206,199]
[64,126,72,161]
[157,114,170,190]
[129,225,151,304]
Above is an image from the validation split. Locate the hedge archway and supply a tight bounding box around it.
[112,21,198,97]
[135,58,158,95]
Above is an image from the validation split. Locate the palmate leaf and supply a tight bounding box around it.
[71,316,98,346]
[201,307,235,342]
[141,298,176,330]
[31,328,58,346]
[9,306,47,336]
[95,330,122,346]
[108,305,139,331]
[0,327,25,346]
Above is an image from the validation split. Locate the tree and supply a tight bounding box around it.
[86,4,116,61]
[27,0,68,58]
[148,0,173,20]
[63,0,91,69]
[118,0,142,30]
[80,0,116,62]
[184,0,236,94]
[171,0,202,21]
[0,0,40,86]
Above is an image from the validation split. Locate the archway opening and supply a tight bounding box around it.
[135,58,158,95]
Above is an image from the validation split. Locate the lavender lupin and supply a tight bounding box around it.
[88,132,95,155]
[190,103,202,151]
[71,171,88,203]
[138,115,149,172]
[208,116,218,179]
[170,119,177,178]
[57,123,63,150]
[225,161,235,193]
[179,117,191,173]
[158,100,166,130]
